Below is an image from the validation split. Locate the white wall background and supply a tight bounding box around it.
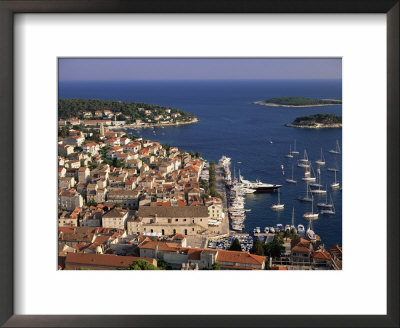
[14,14,386,315]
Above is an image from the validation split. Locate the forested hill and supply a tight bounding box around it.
[256,96,342,107]
[58,98,196,122]
[291,114,342,126]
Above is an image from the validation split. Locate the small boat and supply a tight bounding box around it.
[298,184,313,202]
[302,165,316,182]
[297,224,305,236]
[291,139,300,155]
[285,164,297,184]
[299,149,309,163]
[285,224,291,231]
[264,227,270,233]
[271,189,284,210]
[285,144,294,158]
[276,224,283,231]
[329,140,341,155]
[269,227,275,233]
[307,226,317,242]
[256,227,261,233]
[315,148,326,166]
[330,170,340,189]
[303,196,319,220]
[321,208,336,215]
[321,196,336,215]
[310,173,327,194]
[317,193,334,208]
[269,139,273,144]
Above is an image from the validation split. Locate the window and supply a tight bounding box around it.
[151,229,153,233]
[162,229,165,235]
[184,229,188,235]
[173,229,176,234]
[192,228,194,231]
[175,219,178,222]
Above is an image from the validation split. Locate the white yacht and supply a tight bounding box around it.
[298,183,313,202]
[271,189,284,210]
[285,144,294,158]
[321,197,336,215]
[285,164,297,184]
[317,193,334,208]
[297,224,305,236]
[291,139,300,155]
[329,140,341,155]
[239,174,281,193]
[330,170,340,189]
[315,148,326,166]
[303,196,319,220]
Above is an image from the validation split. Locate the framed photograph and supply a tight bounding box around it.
[0,1,398,327]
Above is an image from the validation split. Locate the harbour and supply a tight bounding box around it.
[59,79,342,248]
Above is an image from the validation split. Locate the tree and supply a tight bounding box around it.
[86,199,97,207]
[263,236,285,258]
[250,239,265,256]
[212,262,221,270]
[156,259,169,270]
[195,152,202,158]
[127,260,157,270]
[229,238,242,251]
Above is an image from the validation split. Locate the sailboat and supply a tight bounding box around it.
[310,172,327,194]
[297,149,310,168]
[330,170,340,189]
[315,148,326,166]
[329,140,341,154]
[285,164,297,184]
[321,196,336,215]
[291,139,300,155]
[290,207,297,232]
[298,183,313,202]
[271,189,284,210]
[306,220,317,242]
[317,192,334,208]
[303,195,319,220]
[302,164,316,182]
[284,144,294,158]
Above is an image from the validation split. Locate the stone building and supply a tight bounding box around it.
[58,189,83,211]
[127,206,209,236]
[102,208,129,230]
[107,190,140,209]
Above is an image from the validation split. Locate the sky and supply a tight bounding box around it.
[58,58,341,81]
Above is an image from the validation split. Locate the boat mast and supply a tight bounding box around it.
[291,208,295,226]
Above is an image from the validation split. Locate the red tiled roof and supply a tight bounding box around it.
[65,253,156,268]
[292,245,310,253]
[313,251,332,260]
[216,250,266,265]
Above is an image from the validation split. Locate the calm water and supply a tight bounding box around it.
[59,79,342,247]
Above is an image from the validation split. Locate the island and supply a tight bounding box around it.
[58,98,198,129]
[285,114,342,129]
[254,96,342,108]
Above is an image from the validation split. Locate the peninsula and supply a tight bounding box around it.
[254,96,342,108]
[58,98,198,129]
[285,114,342,129]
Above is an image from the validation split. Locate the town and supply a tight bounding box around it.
[58,106,342,271]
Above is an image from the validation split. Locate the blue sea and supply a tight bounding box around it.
[59,79,342,248]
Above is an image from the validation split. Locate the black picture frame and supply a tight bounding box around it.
[0,1,398,327]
